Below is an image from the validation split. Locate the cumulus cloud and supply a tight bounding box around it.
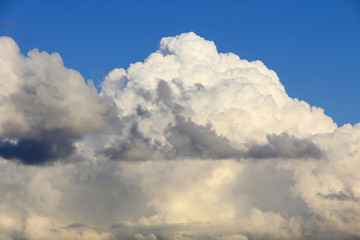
[0,33,360,239]
[0,37,120,165]
[100,32,336,160]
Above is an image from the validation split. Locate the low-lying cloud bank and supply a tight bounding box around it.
[0,33,359,240]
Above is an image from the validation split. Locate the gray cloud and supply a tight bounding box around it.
[136,105,151,119]
[318,191,358,202]
[0,129,76,165]
[244,133,324,159]
[166,119,323,161]
[63,223,87,229]
[99,123,156,161]
[166,115,243,159]
[156,80,172,106]
[99,116,325,162]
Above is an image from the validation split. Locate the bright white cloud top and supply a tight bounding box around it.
[0,33,359,240]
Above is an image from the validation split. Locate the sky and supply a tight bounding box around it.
[0,0,360,126]
[1,1,360,240]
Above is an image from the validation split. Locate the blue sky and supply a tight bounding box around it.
[1,0,359,126]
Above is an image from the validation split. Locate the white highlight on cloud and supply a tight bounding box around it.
[102,32,335,149]
[0,33,359,240]
[0,37,113,139]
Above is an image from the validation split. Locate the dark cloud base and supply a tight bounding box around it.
[0,129,76,165]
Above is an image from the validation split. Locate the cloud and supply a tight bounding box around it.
[0,129,76,165]
[318,191,358,202]
[63,223,87,229]
[0,33,360,240]
[244,133,324,159]
[165,115,243,159]
[101,32,336,159]
[0,36,120,165]
[99,122,156,161]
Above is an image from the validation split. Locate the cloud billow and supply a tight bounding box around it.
[0,37,120,165]
[0,33,360,240]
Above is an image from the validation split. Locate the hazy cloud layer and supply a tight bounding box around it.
[0,33,360,239]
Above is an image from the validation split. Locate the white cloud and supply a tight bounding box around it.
[102,32,336,148]
[0,37,113,138]
[0,37,119,165]
[0,33,359,239]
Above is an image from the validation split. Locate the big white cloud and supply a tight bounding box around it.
[0,33,359,240]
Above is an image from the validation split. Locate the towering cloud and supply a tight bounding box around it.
[0,33,359,239]
[100,32,335,161]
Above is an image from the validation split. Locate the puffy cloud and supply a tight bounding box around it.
[0,33,359,240]
[100,32,336,163]
[0,37,120,165]
[101,32,336,148]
